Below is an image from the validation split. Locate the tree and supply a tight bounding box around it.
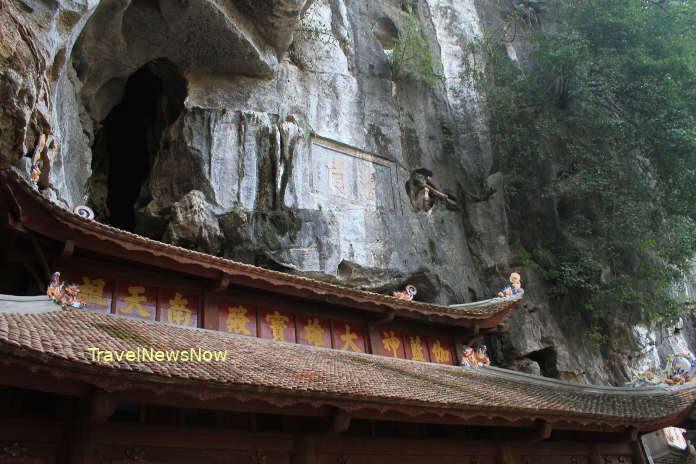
[464,0,696,340]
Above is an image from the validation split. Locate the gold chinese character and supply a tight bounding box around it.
[382,331,401,357]
[265,311,289,341]
[81,277,107,306]
[120,286,151,317]
[167,293,192,326]
[409,336,426,361]
[339,325,362,352]
[226,306,251,335]
[431,340,451,363]
[303,318,325,346]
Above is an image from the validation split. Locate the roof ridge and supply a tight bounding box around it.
[483,365,692,394]
[2,168,518,319]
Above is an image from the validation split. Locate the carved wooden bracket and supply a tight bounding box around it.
[373,310,395,325]
[623,426,638,442]
[214,274,230,293]
[533,419,552,441]
[61,240,75,261]
[330,408,351,435]
[89,389,115,424]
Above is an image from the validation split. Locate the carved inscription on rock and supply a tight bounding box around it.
[311,137,396,210]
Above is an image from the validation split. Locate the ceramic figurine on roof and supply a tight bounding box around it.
[666,356,696,385]
[498,272,524,298]
[46,272,63,300]
[47,272,84,309]
[476,345,491,366]
[58,283,84,309]
[392,284,417,301]
[627,354,696,387]
[625,370,660,388]
[29,134,46,189]
[461,345,479,368]
[30,161,42,187]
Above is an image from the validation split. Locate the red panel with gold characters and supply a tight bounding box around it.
[427,336,455,365]
[219,300,257,337]
[403,334,432,363]
[296,314,332,348]
[114,281,157,320]
[378,329,406,359]
[158,289,199,328]
[259,308,296,343]
[71,271,113,313]
[331,322,367,354]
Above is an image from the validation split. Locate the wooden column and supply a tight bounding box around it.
[68,417,96,464]
[630,440,647,464]
[367,323,382,356]
[454,336,465,365]
[497,442,514,464]
[291,434,317,464]
[589,444,602,464]
[203,291,219,331]
[63,389,114,464]
[29,234,51,280]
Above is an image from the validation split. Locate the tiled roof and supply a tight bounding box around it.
[0,296,694,428]
[653,455,689,464]
[1,168,519,321]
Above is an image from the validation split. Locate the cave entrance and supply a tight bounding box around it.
[526,347,560,379]
[92,58,186,231]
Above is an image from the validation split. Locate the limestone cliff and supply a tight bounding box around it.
[1,0,694,386]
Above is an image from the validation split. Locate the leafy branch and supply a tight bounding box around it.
[386,12,438,85]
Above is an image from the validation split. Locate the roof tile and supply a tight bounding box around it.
[0,306,694,426]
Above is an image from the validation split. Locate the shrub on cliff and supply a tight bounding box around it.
[464,0,696,339]
[387,11,438,85]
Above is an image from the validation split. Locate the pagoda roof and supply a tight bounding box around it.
[0,295,694,431]
[0,168,519,325]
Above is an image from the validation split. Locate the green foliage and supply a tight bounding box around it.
[387,12,438,85]
[507,0,546,28]
[440,120,457,154]
[464,0,696,334]
[583,328,609,350]
[514,247,536,266]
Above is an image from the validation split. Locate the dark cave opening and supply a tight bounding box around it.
[0,236,44,296]
[92,58,186,231]
[525,346,560,379]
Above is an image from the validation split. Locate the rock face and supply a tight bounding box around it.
[2,0,695,385]
[164,190,223,255]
